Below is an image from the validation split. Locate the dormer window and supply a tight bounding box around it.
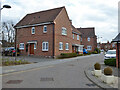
[31,27,35,34]
[88,37,90,41]
[62,27,67,35]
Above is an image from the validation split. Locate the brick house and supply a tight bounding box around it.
[77,27,97,52]
[98,41,116,51]
[112,33,120,68]
[14,6,83,58]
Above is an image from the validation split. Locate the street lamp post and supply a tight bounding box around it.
[0,5,11,10]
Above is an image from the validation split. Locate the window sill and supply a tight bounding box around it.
[19,48,24,50]
[62,34,67,36]
[66,49,69,50]
[42,50,48,51]
[59,49,63,51]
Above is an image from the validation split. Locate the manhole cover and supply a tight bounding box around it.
[6,80,23,84]
[40,77,54,81]
[68,64,75,66]
[86,83,96,87]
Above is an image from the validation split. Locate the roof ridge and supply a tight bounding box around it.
[27,6,65,15]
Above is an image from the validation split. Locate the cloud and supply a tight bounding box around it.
[1,0,119,43]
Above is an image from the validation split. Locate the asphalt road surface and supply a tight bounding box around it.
[2,54,104,88]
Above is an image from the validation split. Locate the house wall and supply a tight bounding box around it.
[82,37,97,52]
[116,43,120,68]
[72,33,81,45]
[54,8,73,56]
[16,24,54,57]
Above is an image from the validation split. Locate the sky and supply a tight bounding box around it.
[1,0,119,43]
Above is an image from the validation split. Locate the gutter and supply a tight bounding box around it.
[117,42,120,68]
[52,23,55,58]
[15,22,53,29]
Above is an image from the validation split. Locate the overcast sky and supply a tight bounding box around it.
[1,0,119,43]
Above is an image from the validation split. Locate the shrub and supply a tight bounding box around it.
[77,54,83,56]
[104,67,113,75]
[59,53,77,59]
[92,51,98,54]
[94,62,101,70]
[104,58,116,66]
[94,48,101,53]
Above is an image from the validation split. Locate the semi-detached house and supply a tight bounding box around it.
[14,6,84,58]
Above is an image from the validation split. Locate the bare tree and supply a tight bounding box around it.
[2,21,15,47]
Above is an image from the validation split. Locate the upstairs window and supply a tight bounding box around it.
[43,26,47,33]
[31,27,35,34]
[59,42,63,50]
[42,42,49,51]
[77,35,79,40]
[73,34,74,39]
[88,37,90,41]
[62,27,67,35]
[19,43,24,50]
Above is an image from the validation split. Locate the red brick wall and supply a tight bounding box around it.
[54,8,81,56]
[16,24,54,57]
[82,37,97,52]
[116,43,120,68]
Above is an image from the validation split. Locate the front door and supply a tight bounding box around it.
[30,44,34,55]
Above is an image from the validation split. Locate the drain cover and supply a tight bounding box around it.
[86,83,96,87]
[40,77,54,81]
[86,84,96,87]
[6,80,23,84]
[68,64,75,66]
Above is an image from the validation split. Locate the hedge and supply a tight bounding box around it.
[104,58,116,66]
[59,53,77,59]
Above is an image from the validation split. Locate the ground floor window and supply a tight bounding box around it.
[66,43,69,50]
[59,42,63,50]
[42,42,49,51]
[34,43,37,49]
[87,45,92,50]
[19,43,24,50]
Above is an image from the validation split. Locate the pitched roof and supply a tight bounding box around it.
[77,27,96,37]
[112,33,120,42]
[15,6,64,27]
[72,25,81,35]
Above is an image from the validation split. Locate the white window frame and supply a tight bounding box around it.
[62,27,67,35]
[73,34,74,39]
[77,35,79,40]
[65,43,69,50]
[31,27,35,34]
[59,42,63,50]
[42,42,49,51]
[34,43,36,49]
[43,26,47,33]
[87,45,92,51]
[88,37,90,41]
[19,43,24,50]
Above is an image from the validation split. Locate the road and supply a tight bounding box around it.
[2,54,104,88]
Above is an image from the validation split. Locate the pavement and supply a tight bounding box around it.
[84,62,120,90]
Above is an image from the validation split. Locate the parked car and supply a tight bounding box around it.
[104,50,116,60]
[2,47,20,56]
[83,49,88,54]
